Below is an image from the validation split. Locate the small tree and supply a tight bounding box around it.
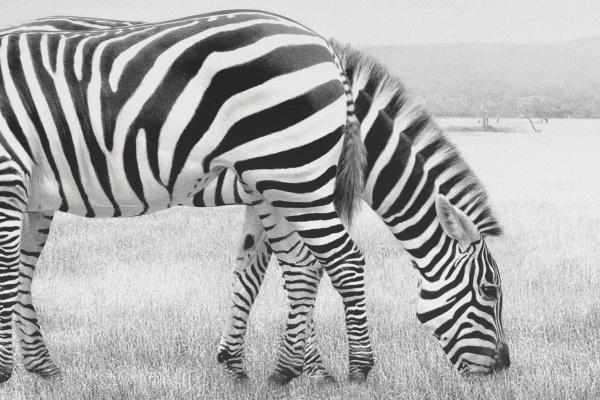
[480,104,489,129]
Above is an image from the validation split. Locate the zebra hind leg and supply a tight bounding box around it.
[290,264,335,383]
[303,314,336,383]
[219,207,334,383]
[325,251,374,383]
[254,198,374,383]
[15,212,60,378]
[217,207,271,380]
[238,203,323,385]
[267,259,321,386]
[228,203,313,385]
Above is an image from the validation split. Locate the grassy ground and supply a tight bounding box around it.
[1,119,599,399]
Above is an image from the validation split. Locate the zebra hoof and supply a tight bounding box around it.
[0,368,12,383]
[221,365,249,381]
[220,363,249,381]
[310,373,337,384]
[267,372,294,386]
[231,370,249,381]
[348,370,369,383]
[349,372,367,384]
[217,348,249,380]
[349,360,373,383]
[306,369,337,384]
[25,357,61,379]
[29,366,61,379]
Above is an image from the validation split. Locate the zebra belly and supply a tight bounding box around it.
[27,163,225,218]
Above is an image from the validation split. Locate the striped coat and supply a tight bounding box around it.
[0,10,370,384]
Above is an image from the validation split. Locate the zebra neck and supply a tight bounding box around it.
[335,41,502,277]
[372,170,457,279]
[358,110,465,277]
[355,93,500,277]
[337,40,501,246]
[358,108,441,245]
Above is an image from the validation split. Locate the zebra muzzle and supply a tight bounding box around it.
[493,342,510,371]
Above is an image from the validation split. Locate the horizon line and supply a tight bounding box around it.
[352,34,600,48]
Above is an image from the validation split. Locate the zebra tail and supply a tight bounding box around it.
[334,114,367,227]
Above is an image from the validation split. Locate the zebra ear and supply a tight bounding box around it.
[435,194,480,250]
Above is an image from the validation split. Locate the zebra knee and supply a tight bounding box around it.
[325,259,366,294]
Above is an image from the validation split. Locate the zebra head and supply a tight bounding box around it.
[415,194,509,374]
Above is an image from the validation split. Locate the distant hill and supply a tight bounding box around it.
[360,37,600,118]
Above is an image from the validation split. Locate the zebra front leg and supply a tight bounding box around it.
[14,212,59,378]
[301,268,336,383]
[0,194,26,382]
[217,206,272,380]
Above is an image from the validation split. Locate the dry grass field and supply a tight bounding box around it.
[0,118,599,399]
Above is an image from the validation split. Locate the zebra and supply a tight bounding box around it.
[211,42,511,376]
[5,15,342,383]
[0,10,374,384]
[12,15,510,380]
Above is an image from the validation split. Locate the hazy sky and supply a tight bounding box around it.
[1,0,600,45]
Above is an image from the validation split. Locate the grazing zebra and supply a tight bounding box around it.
[13,15,510,381]
[211,42,511,376]
[6,15,342,383]
[0,10,373,384]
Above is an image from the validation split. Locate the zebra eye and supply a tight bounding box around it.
[481,284,499,300]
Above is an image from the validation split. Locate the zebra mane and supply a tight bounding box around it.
[330,39,502,237]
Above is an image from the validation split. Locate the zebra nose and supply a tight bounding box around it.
[494,342,510,371]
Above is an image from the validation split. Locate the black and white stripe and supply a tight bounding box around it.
[214,42,510,375]
[0,11,371,384]
[15,16,511,381]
